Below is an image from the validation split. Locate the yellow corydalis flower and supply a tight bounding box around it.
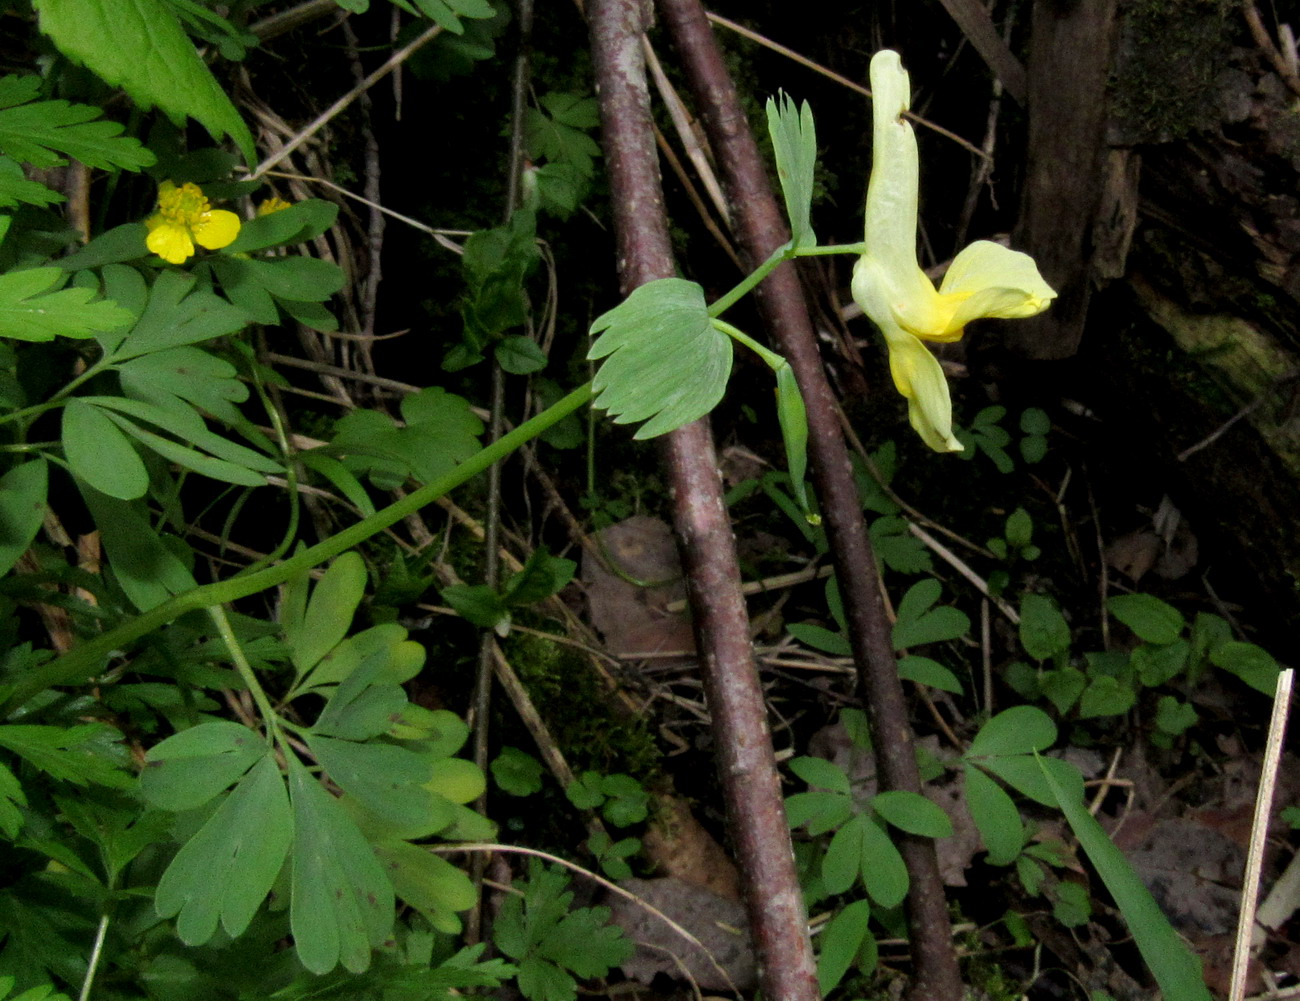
[851,50,1056,452]
[145,181,241,265]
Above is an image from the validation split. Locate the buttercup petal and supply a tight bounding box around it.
[194,209,241,251]
[879,321,963,453]
[146,221,195,264]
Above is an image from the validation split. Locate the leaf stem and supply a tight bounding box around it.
[711,317,785,370]
[207,603,280,737]
[707,243,792,317]
[0,381,595,716]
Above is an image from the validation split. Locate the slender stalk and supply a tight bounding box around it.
[657,2,964,998]
[0,382,594,717]
[77,911,111,1001]
[207,603,280,732]
[588,3,820,999]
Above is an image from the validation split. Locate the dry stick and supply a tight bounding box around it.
[1230,667,1295,1001]
[245,21,444,182]
[588,2,819,999]
[466,0,536,946]
[656,3,964,999]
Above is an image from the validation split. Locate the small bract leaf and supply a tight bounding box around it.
[765,92,818,248]
[588,278,730,439]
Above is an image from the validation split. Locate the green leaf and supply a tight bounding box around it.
[442,583,509,632]
[502,547,575,606]
[1040,666,1086,714]
[37,0,255,163]
[967,705,1056,758]
[598,773,648,827]
[0,267,132,341]
[1019,593,1070,660]
[816,898,873,995]
[0,722,130,788]
[0,155,61,208]
[1005,507,1033,548]
[789,755,850,794]
[155,754,291,943]
[1155,695,1197,736]
[118,345,249,425]
[784,790,852,836]
[1020,407,1050,435]
[491,747,544,796]
[141,720,268,811]
[78,485,197,610]
[105,270,249,362]
[963,764,1023,865]
[1078,675,1136,718]
[308,734,446,836]
[1038,754,1212,1001]
[56,224,150,270]
[1132,639,1189,687]
[896,655,963,694]
[1107,593,1184,645]
[287,755,393,975]
[106,411,270,487]
[788,621,852,656]
[564,770,604,810]
[871,789,952,838]
[288,551,367,677]
[66,394,151,500]
[981,753,1083,808]
[0,761,24,838]
[765,92,817,248]
[891,577,970,649]
[0,75,154,170]
[526,94,601,177]
[372,840,475,935]
[1211,641,1282,695]
[775,362,812,516]
[495,334,547,375]
[223,199,338,253]
[231,255,344,302]
[588,278,731,439]
[0,459,46,578]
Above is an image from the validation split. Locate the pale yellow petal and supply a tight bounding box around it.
[940,241,1056,313]
[194,209,241,251]
[863,51,934,310]
[880,321,963,453]
[146,222,195,264]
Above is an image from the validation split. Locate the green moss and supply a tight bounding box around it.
[503,627,662,783]
[1111,0,1239,143]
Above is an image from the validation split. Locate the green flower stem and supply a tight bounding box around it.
[707,241,868,319]
[711,318,785,371]
[207,603,280,735]
[0,382,595,717]
[708,243,791,317]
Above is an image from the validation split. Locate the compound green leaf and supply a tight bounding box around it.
[118,346,249,425]
[141,720,268,811]
[37,0,255,163]
[0,155,60,208]
[0,76,154,170]
[155,754,291,943]
[63,398,147,500]
[588,278,730,439]
[967,705,1056,758]
[765,92,817,248]
[0,722,130,788]
[1040,754,1212,1001]
[288,755,393,974]
[892,577,970,649]
[107,271,249,362]
[0,267,131,342]
[871,789,952,838]
[0,459,46,578]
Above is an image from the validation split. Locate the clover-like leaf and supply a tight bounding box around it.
[588,278,731,439]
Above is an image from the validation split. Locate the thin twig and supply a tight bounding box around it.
[246,22,445,181]
[1230,668,1295,1001]
[704,11,989,160]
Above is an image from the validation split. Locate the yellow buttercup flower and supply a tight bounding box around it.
[145,181,242,265]
[851,50,1056,452]
[256,195,292,216]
